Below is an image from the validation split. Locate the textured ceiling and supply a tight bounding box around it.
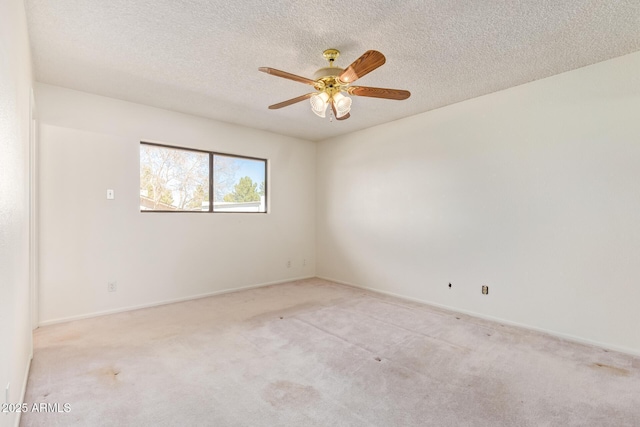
[25,0,640,142]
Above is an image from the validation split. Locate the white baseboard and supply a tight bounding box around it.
[38,276,314,327]
[14,355,32,427]
[317,275,640,358]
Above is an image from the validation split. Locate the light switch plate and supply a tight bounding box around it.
[107,189,115,200]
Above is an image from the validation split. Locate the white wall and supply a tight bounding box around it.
[316,52,640,355]
[36,84,316,324]
[0,0,34,426]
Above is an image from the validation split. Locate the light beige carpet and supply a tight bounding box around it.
[21,278,640,426]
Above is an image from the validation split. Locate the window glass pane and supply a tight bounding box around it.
[140,144,209,211]
[213,155,266,213]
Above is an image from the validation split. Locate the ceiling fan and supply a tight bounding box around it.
[259,49,410,121]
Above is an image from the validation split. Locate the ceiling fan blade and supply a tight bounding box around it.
[259,67,316,85]
[330,101,350,120]
[268,93,315,109]
[338,50,386,84]
[347,86,411,100]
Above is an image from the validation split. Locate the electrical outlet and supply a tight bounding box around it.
[108,281,117,292]
[482,285,489,295]
[286,260,291,268]
[303,259,307,266]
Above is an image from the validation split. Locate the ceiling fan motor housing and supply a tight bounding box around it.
[313,67,347,98]
[313,66,343,81]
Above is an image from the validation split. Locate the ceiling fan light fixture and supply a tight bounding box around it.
[310,92,329,117]
[332,92,352,118]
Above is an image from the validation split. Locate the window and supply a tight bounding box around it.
[140,142,267,213]
[213,154,267,212]
[140,144,209,211]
